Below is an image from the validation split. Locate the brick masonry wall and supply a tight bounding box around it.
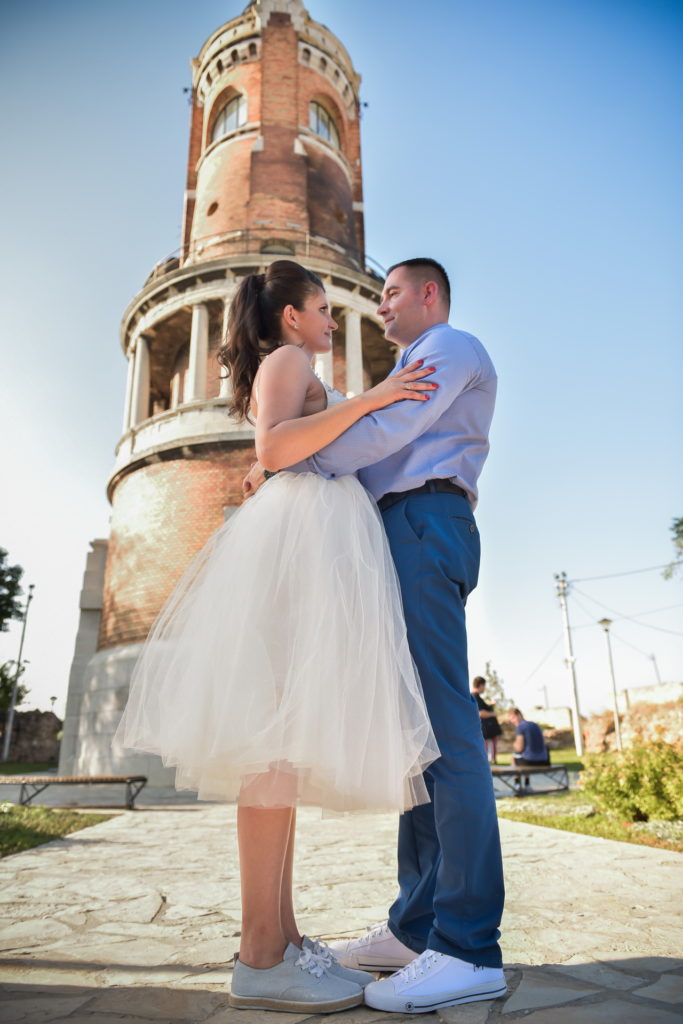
[186,11,364,262]
[305,144,356,252]
[193,136,255,241]
[98,446,255,650]
[249,15,308,231]
[0,710,61,763]
[181,92,204,255]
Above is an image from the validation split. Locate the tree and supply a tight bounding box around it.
[0,662,30,733]
[483,661,513,711]
[663,517,683,580]
[0,549,24,632]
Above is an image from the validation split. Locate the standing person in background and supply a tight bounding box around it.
[471,676,502,764]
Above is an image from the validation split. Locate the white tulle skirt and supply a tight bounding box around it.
[114,472,439,812]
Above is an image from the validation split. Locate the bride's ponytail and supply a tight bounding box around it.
[219,273,270,422]
[218,260,323,422]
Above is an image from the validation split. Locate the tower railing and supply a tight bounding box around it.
[144,228,386,287]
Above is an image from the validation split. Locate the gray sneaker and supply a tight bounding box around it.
[229,942,364,1012]
[303,935,375,987]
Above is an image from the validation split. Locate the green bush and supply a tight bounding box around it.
[580,741,683,822]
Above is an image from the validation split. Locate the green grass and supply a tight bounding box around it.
[0,803,111,857]
[0,761,53,775]
[493,747,585,772]
[496,789,683,853]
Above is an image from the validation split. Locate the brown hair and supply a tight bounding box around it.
[472,676,486,689]
[218,260,323,422]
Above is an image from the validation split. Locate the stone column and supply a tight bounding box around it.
[314,351,334,386]
[130,336,150,426]
[187,303,209,401]
[219,299,232,399]
[344,308,363,397]
[122,348,135,432]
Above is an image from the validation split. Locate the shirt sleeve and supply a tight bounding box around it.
[287,327,484,478]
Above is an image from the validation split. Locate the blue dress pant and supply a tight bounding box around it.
[382,489,504,968]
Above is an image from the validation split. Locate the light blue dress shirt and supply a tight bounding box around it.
[291,323,497,509]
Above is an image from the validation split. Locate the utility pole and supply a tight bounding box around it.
[598,619,623,751]
[554,572,583,756]
[2,584,35,763]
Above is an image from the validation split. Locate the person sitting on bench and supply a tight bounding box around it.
[507,707,550,789]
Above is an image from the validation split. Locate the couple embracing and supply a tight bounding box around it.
[116,257,506,1013]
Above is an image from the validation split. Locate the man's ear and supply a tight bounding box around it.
[423,281,439,307]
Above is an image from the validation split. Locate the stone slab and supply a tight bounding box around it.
[438,999,494,1023]
[501,969,597,1012]
[202,1010,312,1024]
[519,998,683,1023]
[0,994,92,1023]
[622,956,683,974]
[552,960,647,991]
[0,807,682,1024]
[633,972,683,1003]
[84,986,226,1018]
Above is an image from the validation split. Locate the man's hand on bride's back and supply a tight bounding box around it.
[242,461,266,499]
[363,360,438,411]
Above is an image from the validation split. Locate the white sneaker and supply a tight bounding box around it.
[364,949,507,1013]
[328,921,417,972]
[302,935,375,987]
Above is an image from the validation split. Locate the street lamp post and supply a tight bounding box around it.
[1,584,35,763]
[598,617,623,752]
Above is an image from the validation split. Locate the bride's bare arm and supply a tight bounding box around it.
[255,345,435,472]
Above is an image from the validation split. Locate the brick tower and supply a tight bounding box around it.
[60,0,392,782]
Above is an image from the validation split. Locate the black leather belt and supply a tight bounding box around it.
[377,479,468,513]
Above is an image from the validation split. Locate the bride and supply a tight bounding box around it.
[115,259,439,1012]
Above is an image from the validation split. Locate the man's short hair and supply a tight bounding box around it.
[510,707,523,717]
[472,676,486,688]
[386,257,451,308]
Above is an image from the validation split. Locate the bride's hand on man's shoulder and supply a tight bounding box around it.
[363,360,438,411]
[242,461,266,499]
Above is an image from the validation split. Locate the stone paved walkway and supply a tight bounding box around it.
[0,801,681,1023]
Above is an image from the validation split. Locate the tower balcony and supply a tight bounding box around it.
[145,226,385,290]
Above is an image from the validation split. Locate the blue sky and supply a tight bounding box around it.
[1,0,681,719]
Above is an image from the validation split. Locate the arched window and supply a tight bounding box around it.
[211,94,247,143]
[309,101,339,149]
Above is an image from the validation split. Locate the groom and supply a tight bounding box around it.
[247,258,506,1011]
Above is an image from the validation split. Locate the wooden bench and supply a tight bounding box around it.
[491,764,569,797]
[0,774,147,810]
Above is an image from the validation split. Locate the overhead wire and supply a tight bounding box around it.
[571,585,683,637]
[561,586,677,670]
[615,601,683,620]
[610,631,655,659]
[569,564,670,583]
[521,634,563,685]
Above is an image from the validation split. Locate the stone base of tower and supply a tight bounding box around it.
[60,541,176,787]
[60,644,176,786]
